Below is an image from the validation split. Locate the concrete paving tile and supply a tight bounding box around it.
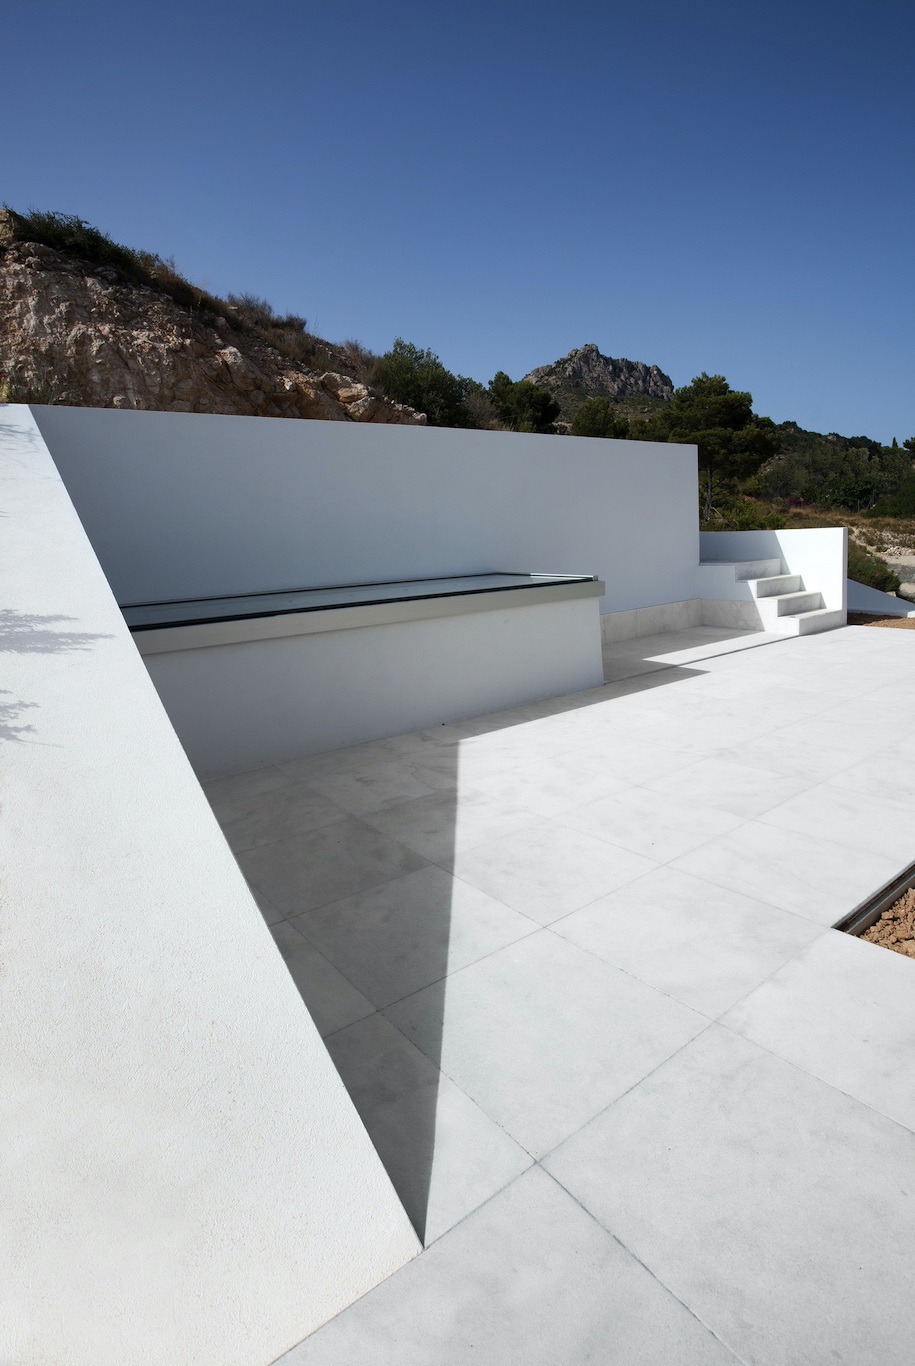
[277,729,459,783]
[303,761,438,816]
[216,783,347,853]
[641,755,810,818]
[766,715,896,766]
[554,866,824,1018]
[556,787,745,864]
[278,1166,740,1366]
[292,865,536,1008]
[466,753,632,818]
[671,819,901,924]
[757,780,914,863]
[201,762,291,814]
[720,731,865,783]
[818,696,915,735]
[721,930,915,1133]
[450,822,657,926]
[237,815,427,917]
[325,1013,532,1244]
[828,748,915,803]
[269,922,374,1037]
[385,931,707,1158]
[566,734,702,785]
[360,788,545,864]
[544,1025,915,1366]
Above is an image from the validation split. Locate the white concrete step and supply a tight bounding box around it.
[772,589,824,617]
[734,558,783,581]
[752,574,802,599]
[778,607,847,636]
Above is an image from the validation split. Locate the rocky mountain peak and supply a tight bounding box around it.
[524,343,674,402]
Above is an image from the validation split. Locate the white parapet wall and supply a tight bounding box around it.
[31,405,700,617]
[137,588,605,777]
[847,578,915,617]
[0,407,420,1365]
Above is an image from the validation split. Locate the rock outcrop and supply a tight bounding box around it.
[0,220,425,424]
[524,343,673,403]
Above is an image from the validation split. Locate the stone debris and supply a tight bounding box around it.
[862,887,915,958]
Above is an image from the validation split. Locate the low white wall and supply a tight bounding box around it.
[0,407,419,1365]
[143,595,604,776]
[847,579,915,617]
[600,598,703,642]
[32,406,699,616]
[698,528,848,610]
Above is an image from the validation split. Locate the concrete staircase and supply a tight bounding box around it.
[710,557,845,635]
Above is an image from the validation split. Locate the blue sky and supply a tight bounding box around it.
[5,0,913,441]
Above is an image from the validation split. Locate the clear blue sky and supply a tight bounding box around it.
[4,0,913,441]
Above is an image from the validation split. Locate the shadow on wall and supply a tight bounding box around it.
[205,654,709,1245]
[0,609,113,742]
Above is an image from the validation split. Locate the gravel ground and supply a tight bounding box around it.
[863,888,915,959]
[847,612,915,629]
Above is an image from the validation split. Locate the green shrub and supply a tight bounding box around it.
[570,397,630,439]
[488,372,560,433]
[847,539,901,593]
[700,496,786,532]
[867,473,915,518]
[375,339,479,427]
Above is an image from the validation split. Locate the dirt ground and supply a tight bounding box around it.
[847,612,915,629]
[863,888,915,959]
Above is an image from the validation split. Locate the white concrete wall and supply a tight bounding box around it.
[31,406,699,615]
[0,407,420,1366]
[143,595,604,776]
[698,528,848,610]
[847,579,915,617]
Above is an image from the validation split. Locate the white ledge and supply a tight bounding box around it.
[132,577,605,654]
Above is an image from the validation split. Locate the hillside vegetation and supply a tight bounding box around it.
[2,207,913,592]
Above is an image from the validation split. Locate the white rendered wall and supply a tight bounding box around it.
[698,528,848,610]
[0,407,420,1366]
[847,579,915,617]
[143,596,604,776]
[32,406,699,615]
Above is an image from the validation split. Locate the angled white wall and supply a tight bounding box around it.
[0,407,419,1366]
[32,406,699,615]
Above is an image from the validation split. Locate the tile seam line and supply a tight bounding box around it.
[662,839,912,930]
[320,1007,541,1174]
[531,1023,717,1164]
[548,804,755,869]
[535,1163,752,1366]
[225,807,352,854]
[310,912,546,1022]
[713,1016,915,1142]
[244,849,431,927]
[544,861,821,937]
[538,912,823,1031]
[271,1163,541,1363]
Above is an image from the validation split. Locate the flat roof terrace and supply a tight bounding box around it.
[204,623,915,1366]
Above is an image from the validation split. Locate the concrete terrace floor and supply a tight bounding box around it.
[203,625,915,1366]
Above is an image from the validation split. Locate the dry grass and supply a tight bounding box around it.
[847,612,915,629]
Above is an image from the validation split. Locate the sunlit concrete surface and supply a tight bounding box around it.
[206,625,915,1366]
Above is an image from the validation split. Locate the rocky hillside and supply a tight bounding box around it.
[524,343,674,425]
[0,211,424,424]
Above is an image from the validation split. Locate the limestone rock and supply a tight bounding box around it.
[0,232,426,426]
[524,343,673,402]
